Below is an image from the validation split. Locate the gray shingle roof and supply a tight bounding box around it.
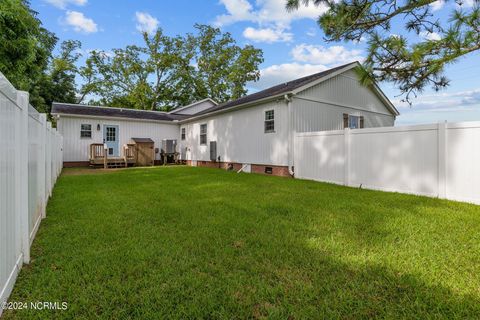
[193,62,357,116]
[51,62,390,121]
[131,138,154,143]
[51,103,188,121]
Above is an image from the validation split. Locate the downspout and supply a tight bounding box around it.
[285,94,294,176]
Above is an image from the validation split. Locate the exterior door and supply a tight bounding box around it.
[103,125,119,157]
[136,143,154,166]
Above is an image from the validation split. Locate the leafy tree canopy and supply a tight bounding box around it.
[82,24,264,111]
[0,0,79,117]
[0,0,56,110]
[287,0,480,103]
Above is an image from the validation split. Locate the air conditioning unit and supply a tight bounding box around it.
[162,139,177,154]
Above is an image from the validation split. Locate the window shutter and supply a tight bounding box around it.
[360,116,365,128]
[343,113,349,128]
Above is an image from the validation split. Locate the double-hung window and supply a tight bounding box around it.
[181,127,186,140]
[80,124,92,138]
[264,110,275,133]
[200,124,207,145]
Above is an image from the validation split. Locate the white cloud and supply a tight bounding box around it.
[215,0,328,42]
[457,0,476,8]
[64,11,98,33]
[135,12,159,35]
[249,63,329,89]
[243,26,292,43]
[215,0,255,26]
[254,0,328,26]
[45,0,87,9]
[394,89,480,111]
[291,44,363,65]
[430,0,445,11]
[249,43,363,90]
[420,31,441,41]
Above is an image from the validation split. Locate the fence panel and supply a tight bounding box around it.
[0,73,23,317]
[0,72,63,316]
[295,122,480,205]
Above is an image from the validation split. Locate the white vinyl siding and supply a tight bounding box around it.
[293,69,395,132]
[57,117,179,162]
[181,100,288,166]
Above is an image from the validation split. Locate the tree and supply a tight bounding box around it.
[286,0,480,103]
[39,40,82,116]
[176,24,264,106]
[83,24,263,110]
[0,0,57,111]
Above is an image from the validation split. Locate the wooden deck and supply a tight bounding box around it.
[90,143,136,168]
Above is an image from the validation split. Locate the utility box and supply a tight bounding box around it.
[210,141,217,161]
[162,139,177,154]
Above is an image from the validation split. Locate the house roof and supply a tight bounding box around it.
[191,62,384,117]
[51,103,188,122]
[168,98,218,114]
[51,62,398,121]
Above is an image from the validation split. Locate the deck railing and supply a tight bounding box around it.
[90,143,137,168]
[89,143,105,160]
[123,144,136,167]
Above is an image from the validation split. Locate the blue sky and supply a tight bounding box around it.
[31,0,480,125]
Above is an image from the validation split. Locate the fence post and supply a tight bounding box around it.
[438,121,447,199]
[15,91,30,264]
[46,122,52,198]
[39,114,47,218]
[344,128,350,187]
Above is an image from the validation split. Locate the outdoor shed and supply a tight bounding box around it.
[132,138,154,166]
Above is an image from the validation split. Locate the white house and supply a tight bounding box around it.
[52,61,399,175]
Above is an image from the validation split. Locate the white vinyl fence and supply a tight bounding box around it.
[295,122,480,205]
[0,72,63,315]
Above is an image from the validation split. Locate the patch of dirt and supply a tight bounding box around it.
[61,167,129,176]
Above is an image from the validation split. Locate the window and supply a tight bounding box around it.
[348,115,360,129]
[200,124,207,145]
[264,110,274,133]
[80,124,92,138]
[106,127,116,141]
[181,127,186,140]
[343,114,364,129]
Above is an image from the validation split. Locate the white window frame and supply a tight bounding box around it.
[264,110,275,133]
[181,127,186,141]
[80,124,92,138]
[200,124,207,145]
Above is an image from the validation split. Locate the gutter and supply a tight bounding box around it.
[51,113,180,125]
[285,94,295,176]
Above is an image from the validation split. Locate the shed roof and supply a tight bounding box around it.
[131,138,154,143]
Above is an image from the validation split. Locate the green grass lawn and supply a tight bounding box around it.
[4,166,480,319]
